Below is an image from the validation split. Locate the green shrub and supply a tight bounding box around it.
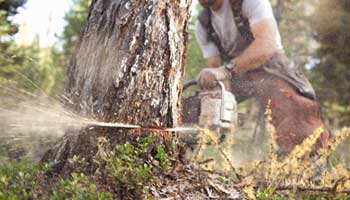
[0,159,112,200]
[0,159,45,199]
[104,134,173,192]
[0,135,174,199]
[49,173,112,200]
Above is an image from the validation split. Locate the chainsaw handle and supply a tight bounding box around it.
[182,79,197,91]
[183,79,226,92]
[217,81,226,94]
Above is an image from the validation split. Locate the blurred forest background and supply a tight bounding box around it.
[0,0,349,129]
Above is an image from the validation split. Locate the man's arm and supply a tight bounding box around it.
[232,19,278,75]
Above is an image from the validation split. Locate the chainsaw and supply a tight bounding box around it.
[181,79,238,140]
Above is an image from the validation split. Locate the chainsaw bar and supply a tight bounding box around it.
[84,121,141,129]
[84,120,199,132]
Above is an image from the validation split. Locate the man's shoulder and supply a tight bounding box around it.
[242,0,272,12]
[242,0,275,24]
[242,0,271,6]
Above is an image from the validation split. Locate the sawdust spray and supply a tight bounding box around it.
[0,86,143,161]
[0,86,89,160]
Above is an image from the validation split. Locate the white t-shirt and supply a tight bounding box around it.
[195,0,283,59]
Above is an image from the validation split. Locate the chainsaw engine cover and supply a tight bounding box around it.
[182,89,237,130]
[198,90,222,129]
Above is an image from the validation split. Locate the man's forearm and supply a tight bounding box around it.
[231,19,278,75]
[232,39,276,74]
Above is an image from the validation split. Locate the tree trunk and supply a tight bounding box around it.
[42,0,191,176]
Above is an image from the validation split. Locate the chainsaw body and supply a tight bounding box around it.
[182,80,238,133]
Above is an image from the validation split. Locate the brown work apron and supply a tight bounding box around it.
[230,53,316,103]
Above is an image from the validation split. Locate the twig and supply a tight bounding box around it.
[191,138,204,162]
[198,158,215,165]
[199,169,229,177]
[205,186,220,199]
[208,179,231,195]
[197,128,242,182]
[215,144,242,182]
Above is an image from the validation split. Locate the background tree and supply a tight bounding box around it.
[309,0,350,127]
[0,0,64,95]
[0,0,27,85]
[60,0,91,59]
[275,1,316,68]
[183,3,206,81]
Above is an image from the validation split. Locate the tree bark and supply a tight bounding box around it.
[42,0,191,175]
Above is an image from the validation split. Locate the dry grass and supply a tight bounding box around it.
[189,99,350,194]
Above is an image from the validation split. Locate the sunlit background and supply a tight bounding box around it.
[12,0,199,47]
[12,0,71,47]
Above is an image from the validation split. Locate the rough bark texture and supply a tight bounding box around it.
[42,0,191,175]
[65,0,190,127]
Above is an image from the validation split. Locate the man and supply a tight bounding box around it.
[194,0,329,155]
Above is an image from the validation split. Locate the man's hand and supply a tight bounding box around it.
[196,66,231,90]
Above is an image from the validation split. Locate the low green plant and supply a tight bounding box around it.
[0,134,174,199]
[0,159,112,199]
[256,188,281,200]
[106,143,153,189]
[155,145,169,169]
[0,159,45,199]
[104,134,173,192]
[49,173,112,200]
